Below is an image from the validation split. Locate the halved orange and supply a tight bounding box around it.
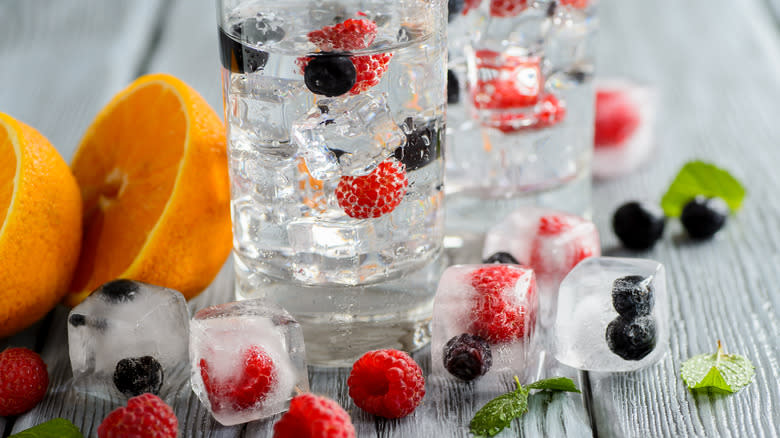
[66,73,231,306]
[0,113,82,337]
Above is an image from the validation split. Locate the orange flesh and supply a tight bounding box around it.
[70,83,186,293]
[0,126,15,228]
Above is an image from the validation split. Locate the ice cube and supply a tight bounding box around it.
[482,208,600,326]
[67,280,190,400]
[189,300,309,426]
[431,264,539,383]
[291,93,406,179]
[554,257,668,372]
[593,79,657,179]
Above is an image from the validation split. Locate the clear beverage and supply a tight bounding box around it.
[445,0,597,239]
[217,0,447,365]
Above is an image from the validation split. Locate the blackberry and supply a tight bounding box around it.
[612,201,666,250]
[218,24,269,74]
[394,118,442,171]
[100,279,140,303]
[482,251,520,265]
[605,316,657,361]
[680,196,729,240]
[303,54,357,97]
[442,333,492,381]
[448,0,465,21]
[447,69,460,104]
[612,275,654,317]
[68,313,86,327]
[113,356,164,397]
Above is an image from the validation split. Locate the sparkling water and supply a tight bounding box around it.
[218,1,446,365]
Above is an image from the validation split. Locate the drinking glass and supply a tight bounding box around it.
[216,0,447,365]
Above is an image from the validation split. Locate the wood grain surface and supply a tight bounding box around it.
[1,0,780,436]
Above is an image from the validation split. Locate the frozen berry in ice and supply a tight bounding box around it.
[200,345,277,412]
[489,0,529,17]
[595,89,640,148]
[680,196,729,240]
[606,315,657,361]
[100,279,141,303]
[394,118,440,171]
[449,0,466,21]
[612,201,666,250]
[442,334,492,381]
[448,69,460,104]
[303,55,357,97]
[482,251,520,265]
[336,159,409,219]
[113,356,164,397]
[611,275,654,317]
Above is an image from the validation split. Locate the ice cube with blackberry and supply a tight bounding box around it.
[554,257,668,371]
[431,264,538,382]
[189,299,309,426]
[67,279,190,400]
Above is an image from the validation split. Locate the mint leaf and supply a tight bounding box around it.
[661,161,746,217]
[10,418,83,438]
[526,377,580,393]
[681,341,755,394]
[469,377,529,437]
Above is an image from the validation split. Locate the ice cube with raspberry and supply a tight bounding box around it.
[482,207,600,326]
[593,78,657,179]
[189,300,309,426]
[67,279,190,401]
[431,264,539,382]
[554,257,668,371]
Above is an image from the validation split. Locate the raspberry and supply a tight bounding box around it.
[489,0,529,17]
[443,334,493,381]
[335,159,408,219]
[472,51,541,110]
[488,93,566,133]
[97,393,178,438]
[273,393,355,438]
[468,265,536,343]
[350,53,393,94]
[0,348,48,416]
[529,215,596,278]
[463,0,483,14]
[560,0,589,8]
[307,18,378,52]
[200,345,277,413]
[347,349,425,418]
[594,89,640,147]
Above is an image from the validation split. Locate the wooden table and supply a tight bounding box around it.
[2,0,780,436]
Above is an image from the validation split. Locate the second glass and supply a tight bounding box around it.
[217,0,447,365]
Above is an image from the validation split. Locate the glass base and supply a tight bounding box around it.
[444,168,592,244]
[234,251,445,367]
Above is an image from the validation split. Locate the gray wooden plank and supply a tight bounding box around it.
[589,0,780,436]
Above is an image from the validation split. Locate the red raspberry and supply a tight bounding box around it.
[307,18,378,52]
[200,345,277,413]
[489,0,529,17]
[472,51,541,109]
[468,265,536,343]
[97,393,178,438]
[0,347,48,416]
[560,0,589,8]
[488,93,566,133]
[529,214,597,279]
[335,159,408,219]
[594,89,640,147]
[350,53,393,94]
[347,349,425,419]
[273,393,355,438]
[463,0,483,14]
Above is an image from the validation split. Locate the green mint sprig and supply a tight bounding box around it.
[661,161,746,217]
[681,341,755,394]
[469,376,580,437]
[9,418,83,438]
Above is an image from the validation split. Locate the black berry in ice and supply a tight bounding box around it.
[303,54,357,97]
[483,251,520,265]
[611,275,654,317]
[443,333,492,381]
[100,279,140,303]
[606,315,657,361]
[448,0,465,21]
[447,69,460,104]
[394,118,442,171]
[113,356,164,397]
[218,24,270,74]
[612,201,666,250]
[680,196,729,240]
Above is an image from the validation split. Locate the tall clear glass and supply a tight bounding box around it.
[445,0,597,241]
[216,0,447,365]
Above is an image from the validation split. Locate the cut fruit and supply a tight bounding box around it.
[0,113,82,337]
[66,73,231,306]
